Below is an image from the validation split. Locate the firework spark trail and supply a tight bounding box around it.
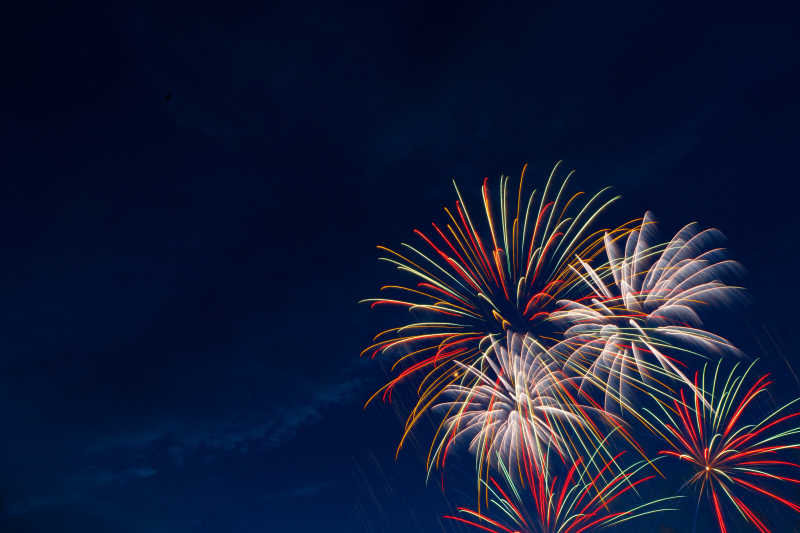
[362,162,635,454]
[427,332,649,497]
[549,211,742,416]
[648,360,800,533]
[444,450,680,533]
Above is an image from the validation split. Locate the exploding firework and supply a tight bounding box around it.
[362,162,633,452]
[649,360,800,533]
[549,211,741,415]
[445,451,680,533]
[429,332,640,492]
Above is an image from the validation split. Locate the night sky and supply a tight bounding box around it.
[2,2,800,532]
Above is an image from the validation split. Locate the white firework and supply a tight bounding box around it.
[429,331,608,477]
[550,211,742,413]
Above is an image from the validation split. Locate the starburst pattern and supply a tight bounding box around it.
[363,163,632,452]
[445,452,680,533]
[550,211,741,414]
[429,332,635,489]
[650,360,800,533]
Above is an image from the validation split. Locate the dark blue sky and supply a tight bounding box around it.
[2,2,800,532]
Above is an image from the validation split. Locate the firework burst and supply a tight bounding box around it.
[650,360,800,533]
[550,211,742,414]
[428,332,641,492]
[362,162,633,452]
[445,451,680,533]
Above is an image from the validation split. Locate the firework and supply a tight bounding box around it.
[445,451,680,533]
[649,360,800,533]
[429,331,639,492]
[363,162,631,452]
[550,211,742,414]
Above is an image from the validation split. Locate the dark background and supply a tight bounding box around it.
[2,2,799,532]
